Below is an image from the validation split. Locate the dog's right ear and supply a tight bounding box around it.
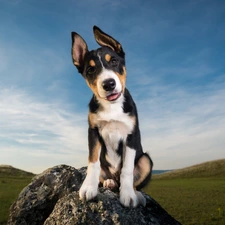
[93,26,125,58]
[71,32,88,73]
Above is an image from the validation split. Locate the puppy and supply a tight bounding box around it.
[71,26,153,207]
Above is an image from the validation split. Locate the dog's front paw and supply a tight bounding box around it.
[79,182,98,201]
[120,189,146,207]
[120,188,138,207]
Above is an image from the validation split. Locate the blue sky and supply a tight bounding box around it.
[0,0,225,173]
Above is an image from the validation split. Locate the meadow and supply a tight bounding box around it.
[0,167,34,225]
[144,178,225,225]
[144,159,225,225]
[0,159,225,225]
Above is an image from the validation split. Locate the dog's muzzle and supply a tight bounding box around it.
[102,78,121,101]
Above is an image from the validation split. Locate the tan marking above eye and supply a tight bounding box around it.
[89,60,96,67]
[105,54,111,62]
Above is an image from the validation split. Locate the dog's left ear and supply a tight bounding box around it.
[93,26,125,58]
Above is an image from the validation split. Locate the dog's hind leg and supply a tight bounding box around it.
[99,169,119,190]
[134,153,153,190]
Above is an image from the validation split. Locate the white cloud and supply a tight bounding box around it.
[138,77,225,169]
[0,87,89,173]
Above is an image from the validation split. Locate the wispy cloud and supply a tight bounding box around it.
[138,75,225,169]
[0,87,88,173]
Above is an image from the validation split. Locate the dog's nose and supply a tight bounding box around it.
[102,78,116,91]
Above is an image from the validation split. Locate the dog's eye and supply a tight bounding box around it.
[87,66,96,75]
[110,57,119,67]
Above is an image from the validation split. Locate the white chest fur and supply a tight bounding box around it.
[97,99,134,146]
[94,98,135,172]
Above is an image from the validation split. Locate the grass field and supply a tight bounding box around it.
[0,159,225,225]
[144,178,225,225]
[144,159,225,225]
[0,166,34,225]
[0,176,33,225]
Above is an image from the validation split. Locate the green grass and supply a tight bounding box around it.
[144,177,225,224]
[0,175,33,225]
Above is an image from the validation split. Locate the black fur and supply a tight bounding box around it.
[82,47,125,83]
[89,95,100,113]
[88,127,99,162]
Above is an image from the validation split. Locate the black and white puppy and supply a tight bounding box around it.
[71,26,153,207]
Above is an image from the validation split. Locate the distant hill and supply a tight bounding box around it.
[0,165,35,177]
[152,170,172,175]
[153,159,225,179]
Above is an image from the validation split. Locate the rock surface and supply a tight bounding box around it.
[8,165,181,225]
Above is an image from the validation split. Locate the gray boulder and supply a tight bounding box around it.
[8,165,181,225]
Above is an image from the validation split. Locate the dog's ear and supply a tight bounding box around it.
[71,32,88,72]
[93,26,125,58]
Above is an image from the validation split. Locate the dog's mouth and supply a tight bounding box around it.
[106,92,121,101]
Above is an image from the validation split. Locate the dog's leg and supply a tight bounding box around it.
[120,147,144,207]
[134,153,153,190]
[79,127,101,201]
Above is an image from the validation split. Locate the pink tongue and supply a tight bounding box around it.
[107,93,119,101]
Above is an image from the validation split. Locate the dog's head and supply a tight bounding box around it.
[71,26,126,102]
